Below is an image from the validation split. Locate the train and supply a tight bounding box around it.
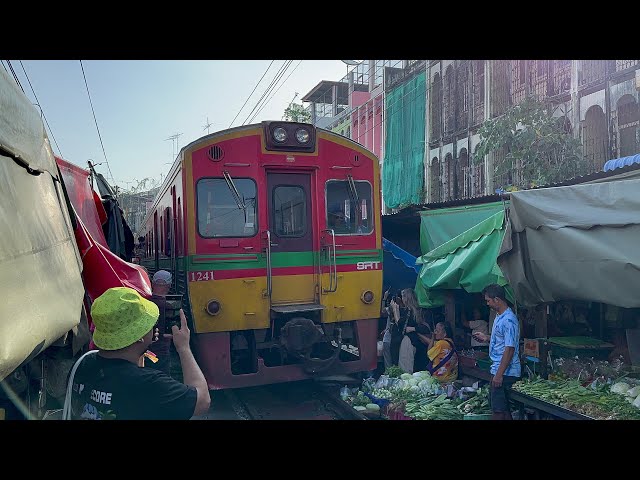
[140,121,383,389]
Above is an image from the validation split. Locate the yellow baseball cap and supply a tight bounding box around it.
[91,287,159,350]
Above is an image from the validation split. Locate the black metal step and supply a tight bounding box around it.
[271,303,325,314]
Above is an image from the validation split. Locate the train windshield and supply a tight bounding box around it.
[326,180,373,235]
[197,178,257,237]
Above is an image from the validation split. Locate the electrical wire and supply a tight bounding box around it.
[80,60,116,186]
[241,60,293,126]
[18,61,64,157]
[228,60,275,128]
[5,60,25,93]
[249,60,302,124]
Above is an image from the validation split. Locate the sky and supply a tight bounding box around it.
[10,60,349,191]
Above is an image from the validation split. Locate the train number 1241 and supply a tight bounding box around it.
[189,271,215,282]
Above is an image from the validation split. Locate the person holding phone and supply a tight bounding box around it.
[70,287,211,420]
[148,270,173,374]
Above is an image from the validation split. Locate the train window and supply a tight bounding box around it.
[273,185,306,237]
[326,180,373,235]
[197,178,257,238]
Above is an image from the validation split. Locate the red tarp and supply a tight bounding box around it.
[56,157,152,301]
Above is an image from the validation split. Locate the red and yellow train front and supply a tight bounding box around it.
[183,122,382,389]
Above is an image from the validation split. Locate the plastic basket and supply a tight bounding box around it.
[464,413,492,420]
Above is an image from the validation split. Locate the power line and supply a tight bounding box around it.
[242,60,293,126]
[241,61,290,126]
[5,60,24,93]
[80,60,115,186]
[246,60,294,124]
[228,60,275,128]
[250,60,303,124]
[18,61,64,157]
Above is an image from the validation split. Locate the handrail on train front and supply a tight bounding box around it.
[322,229,338,293]
[265,230,273,299]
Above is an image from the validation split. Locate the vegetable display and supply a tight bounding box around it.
[384,366,404,378]
[404,394,463,420]
[512,377,640,420]
[457,388,491,415]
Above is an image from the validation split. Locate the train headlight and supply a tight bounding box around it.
[206,299,221,316]
[273,127,287,143]
[361,290,374,304]
[295,128,310,144]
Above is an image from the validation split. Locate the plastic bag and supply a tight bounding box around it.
[390,379,408,391]
[375,375,390,389]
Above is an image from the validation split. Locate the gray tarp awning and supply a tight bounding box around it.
[0,68,85,380]
[497,175,640,308]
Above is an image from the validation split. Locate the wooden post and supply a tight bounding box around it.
[535,304,549,339]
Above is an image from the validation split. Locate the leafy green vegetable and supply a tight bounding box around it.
[384,366,404,378]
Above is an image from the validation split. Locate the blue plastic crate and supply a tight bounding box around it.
[364,392,391,409]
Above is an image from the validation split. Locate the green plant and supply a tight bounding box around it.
[283,102,311,123]
[474,96,586,189]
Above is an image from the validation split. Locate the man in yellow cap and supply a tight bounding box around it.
[70,287,211,419]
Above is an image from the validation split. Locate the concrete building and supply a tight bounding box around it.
[425,60,640,204]
[300,60,640,210]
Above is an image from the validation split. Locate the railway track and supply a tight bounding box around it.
[222,379,367,420]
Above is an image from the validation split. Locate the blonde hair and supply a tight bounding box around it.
[401,288,423,323]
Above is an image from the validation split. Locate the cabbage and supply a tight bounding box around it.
[400,373,413,381]
[407,378,419,387]
[418,378,438,389]
[611,382,631,394]
[410,385,421,392]
[626,386,640,398]
[412,372,423,378]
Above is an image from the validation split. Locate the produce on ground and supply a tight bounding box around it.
[404,394,463,420]
[457,388,491,415]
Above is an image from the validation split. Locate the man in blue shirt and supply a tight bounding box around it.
[473,284,521,420]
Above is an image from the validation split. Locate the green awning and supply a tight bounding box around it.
[416,210,513,307]
[420,201,505,254]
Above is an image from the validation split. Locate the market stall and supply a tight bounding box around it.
[492,173,640,420]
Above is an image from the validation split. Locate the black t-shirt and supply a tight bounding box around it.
[71,355,197,420]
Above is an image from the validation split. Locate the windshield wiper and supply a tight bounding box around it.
[223,171,246,211]
[347,174,361,216]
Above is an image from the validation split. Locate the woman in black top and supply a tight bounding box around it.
[400,288,432,371]
[388,292,406,366]
[390,288,432,371]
